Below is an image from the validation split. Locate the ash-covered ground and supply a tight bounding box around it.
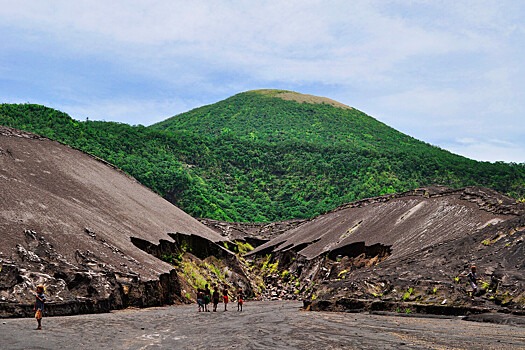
[1,301,524,350]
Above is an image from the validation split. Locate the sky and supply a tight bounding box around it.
[0,1,524,163]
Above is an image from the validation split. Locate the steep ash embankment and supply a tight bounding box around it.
[247,187,525,315]
[0,126,242,317]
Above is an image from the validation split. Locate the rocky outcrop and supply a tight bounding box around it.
[0,126,225,317]
[248,186,525,314]
[0,228,183,317]
[131,232,255,297]
[306,212,525,314]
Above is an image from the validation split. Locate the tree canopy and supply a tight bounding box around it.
[2,90,524,222]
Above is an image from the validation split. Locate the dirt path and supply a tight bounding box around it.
[1,301,524,349]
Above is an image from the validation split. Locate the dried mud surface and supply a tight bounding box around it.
[1,301,524,350]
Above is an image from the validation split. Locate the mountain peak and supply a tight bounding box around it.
[247,89,352,110]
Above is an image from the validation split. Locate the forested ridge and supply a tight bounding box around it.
[1,89,524,222]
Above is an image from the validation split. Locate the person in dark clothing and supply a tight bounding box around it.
[212,284,220,312]
[237,288,244,312]
[204,284,211,312]
[467,265,478,296]
[197,288,204,312]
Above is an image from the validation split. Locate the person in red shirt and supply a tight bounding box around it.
[222,284,229,311]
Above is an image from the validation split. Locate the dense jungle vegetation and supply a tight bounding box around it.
[1,90,524,222]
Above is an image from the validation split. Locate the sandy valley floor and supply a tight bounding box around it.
[1,301,524,350]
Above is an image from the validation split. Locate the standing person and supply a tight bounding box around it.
[222,284,229,311]
[197,288,204,312]
[467,265,478,296]
[212,284,220,312]
[34,285,46,330]
[204,284,211,312]
[237,287,244,312]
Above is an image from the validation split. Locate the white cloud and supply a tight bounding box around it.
[0,2,514,89]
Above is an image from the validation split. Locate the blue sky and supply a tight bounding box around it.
[1,1,524,163]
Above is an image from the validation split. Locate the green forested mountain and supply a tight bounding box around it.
[1,90,524,222]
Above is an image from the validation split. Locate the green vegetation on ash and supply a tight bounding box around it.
[402,287,414,301]
[1,89,524,222]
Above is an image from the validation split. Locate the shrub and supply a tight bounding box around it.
[402,287,413,301]
[236,241,255,255]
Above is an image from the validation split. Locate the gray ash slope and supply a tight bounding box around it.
[247,186,525,314]
[0,126,226,316]
[250,186,518,259]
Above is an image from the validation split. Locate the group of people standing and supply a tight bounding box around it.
[31,282,245,331]
[196,284,244,312]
